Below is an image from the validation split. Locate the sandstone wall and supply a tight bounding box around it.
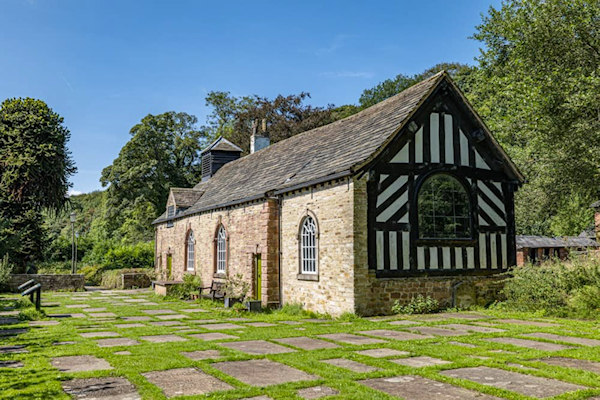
[7,274,85,292]
[280,179,356,316]
[155,199,279,305]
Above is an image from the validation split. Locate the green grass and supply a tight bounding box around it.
[1,290,600,400]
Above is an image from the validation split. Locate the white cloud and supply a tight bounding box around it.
[67,190,84,197]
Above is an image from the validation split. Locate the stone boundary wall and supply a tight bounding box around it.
[121,273,151,289]
[7,274,85,292]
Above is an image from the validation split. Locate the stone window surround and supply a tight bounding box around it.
[185,229,195,272]
[214,224,229,277]
[297,210,320,281]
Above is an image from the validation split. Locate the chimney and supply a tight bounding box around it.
[250,118,270,154]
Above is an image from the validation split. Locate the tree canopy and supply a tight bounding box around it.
[467,0,600,235]
[0,98,75,269]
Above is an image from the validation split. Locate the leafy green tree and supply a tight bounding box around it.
[229,92,334,153]
[469,0,600,234]
[0,98,75,269]
[100,111,206,242]
[359,63,474,109]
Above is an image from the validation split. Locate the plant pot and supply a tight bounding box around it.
[245,300,262,312]
[224,297,238,308]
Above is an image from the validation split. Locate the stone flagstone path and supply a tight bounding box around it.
[3,288,600,399]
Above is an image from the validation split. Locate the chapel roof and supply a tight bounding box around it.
[154,71,523,224]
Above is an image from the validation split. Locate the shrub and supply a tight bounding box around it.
[37,261,71,274]
[224,273,250,300]
[102,242,154,270]
[79,264,104,285]
[169,274,202,300]
[0,254,13,289]
[501,255,600,317]
[392,295,440,314]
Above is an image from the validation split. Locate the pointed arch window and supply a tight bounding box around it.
[186,230,195,271]
[300,216,318,274]
[216,225,227,273]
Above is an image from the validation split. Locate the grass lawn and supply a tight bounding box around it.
[1,289,600,400]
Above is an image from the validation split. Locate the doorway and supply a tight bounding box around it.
[167,254,173,280]
[254,254,262,300]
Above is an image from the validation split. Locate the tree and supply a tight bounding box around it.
[228,92,334,153]
[100,111,206,242]
[0,98,75,269]
[468,0,600,234]
[358,63,474,109]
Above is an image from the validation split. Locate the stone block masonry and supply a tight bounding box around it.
[155,199,279,306]
[7,274,85,292]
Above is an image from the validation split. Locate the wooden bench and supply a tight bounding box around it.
[200,280,226,300]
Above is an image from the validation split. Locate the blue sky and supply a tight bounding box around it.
[0,0,501,194]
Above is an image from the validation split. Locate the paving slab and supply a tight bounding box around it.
[359,329,431,341]
[150,321,182,326]
[297,385,339,399]
[392,356,451,368]
[493,319,559,327]
[219,340,295,355]
[0,317,19,325]
[213,359,316,386]
[123,299,146,303]
[89,312,117,318]
[65,304,91,309]
[180,308,208,313]
[188,319,220,324]
[0,328,28,336]
[279,320,303,325]
[0,310,19,316]
[227,317,252,321]
[51,355,113,372]
[441,366,586,398]
[139,302,159,306]
[302,319,329,323]
[273,336,339,350]
[245,322,277,327]
[406,326,467,337]
[29,320,59,326]
[486,337,574,351]
[122,316,152,321]
[523,332,600,347]
[115,323,146,328]
[360,375,501,399]
[97,338,139,347]
[0,345,27,354]
[142,309,176,315]
[318,333,385,345]
[80,331,120,338]
[85,308,107,312]
[156,314,188,320]
[356,348,410,358]
[181,350,222,360]
[415,313,490,321]
[62,377,141,400]
[54,341,77,346]
[114,351,132,355]
[322,358,380,372]
[141,334,187,343]
[240,397,272,400]
[437,324,505,334]
[199,323,243,330]
[189,332,238,341]
[143,367,232,397]
[0,360,24,368]
[537,356,600,373]
[388,320,420,326]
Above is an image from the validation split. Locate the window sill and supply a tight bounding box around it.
[297,273,319,281]
[213,273,226,279]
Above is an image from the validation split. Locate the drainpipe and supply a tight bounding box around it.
[277,195,283,309]
[451,280,464,308]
